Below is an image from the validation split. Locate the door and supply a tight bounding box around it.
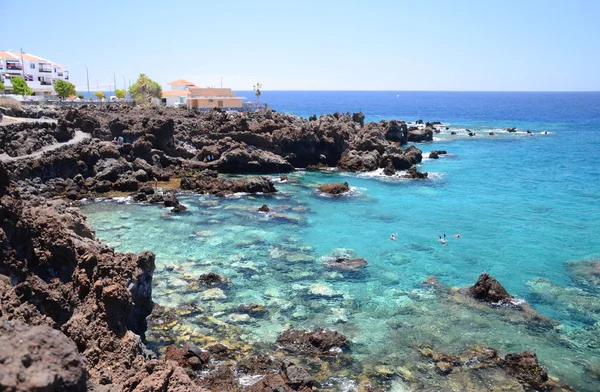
[218,100,223,108]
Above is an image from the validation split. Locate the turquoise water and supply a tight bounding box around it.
[81,92,600,391]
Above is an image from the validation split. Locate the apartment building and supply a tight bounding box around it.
[0,50,69,95]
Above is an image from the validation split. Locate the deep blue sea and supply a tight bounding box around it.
[82,92,600,391]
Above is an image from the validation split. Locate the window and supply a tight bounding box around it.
[30,63,35,69]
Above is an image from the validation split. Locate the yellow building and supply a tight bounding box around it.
[187,87,244,110]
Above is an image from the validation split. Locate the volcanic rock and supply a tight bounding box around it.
[323,257,368,271]
[318,182,350,195]
[0,320,87,392]
[469,272,513,303]
[276,328,348,356]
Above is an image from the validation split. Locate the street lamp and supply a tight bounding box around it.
[77,62,90,100]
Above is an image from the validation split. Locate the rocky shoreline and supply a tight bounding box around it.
[0,105,580,391]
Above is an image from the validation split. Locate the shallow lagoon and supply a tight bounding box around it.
[83,128,600,391]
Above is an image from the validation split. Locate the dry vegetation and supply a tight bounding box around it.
[0,96,23,111]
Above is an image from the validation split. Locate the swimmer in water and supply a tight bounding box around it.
[454,234,461,238]
[390,233,397,241]
[439,235,447,245]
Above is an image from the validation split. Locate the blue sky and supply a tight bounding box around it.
[2,0,599,91]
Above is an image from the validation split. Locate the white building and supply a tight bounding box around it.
[0,50,69,95]
[161,79,195,106]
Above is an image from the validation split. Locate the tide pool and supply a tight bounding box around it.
[82,130,600,391]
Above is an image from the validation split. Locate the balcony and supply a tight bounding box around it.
[40,80,52,86]
[57,72,64,76]
[39,64,52,73]
[6,63,22,70]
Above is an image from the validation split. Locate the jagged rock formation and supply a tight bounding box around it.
[0,163,200,390]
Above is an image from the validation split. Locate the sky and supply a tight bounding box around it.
[2,0,599,91]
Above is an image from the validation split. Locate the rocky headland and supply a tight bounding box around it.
[0,105,578,391]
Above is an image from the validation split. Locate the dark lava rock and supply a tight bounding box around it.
[164,343,210,371]
[429,151,440,159]
[338,150,380,171]
[216,146,294,174]
[193,272,232,289]
[501,351,549,390]
[323,257,368,271]
[283,361,315,388]
[318,182,350,195]
[469,272,512,303]
[383,160,396,176]
[489,132,495,136]
[506,127,517,133]
[180,171,277,196]
[402,166,428,179]
[0,320,87,392]
[246,374,293,392]
[258,204,270,212]
[407,128,433,142]
[276,328,348,356]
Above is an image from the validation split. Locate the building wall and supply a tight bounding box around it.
[170,85,189,91]
[189,87,236,97]
[188,98,243,109]
[165,96,187,106]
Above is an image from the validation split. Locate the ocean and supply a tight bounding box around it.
[81,91,600,391]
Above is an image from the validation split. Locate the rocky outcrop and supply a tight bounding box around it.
[215,146,294,174]
[0,174,197,390]
[318,182,350,195]
[429,150,447,159]
[276,328,348,356]
[0,121,71,157]
[0,320,87,392]
[407,127,433,142]
[402,166,428,179]
[469,272,512,303]
[419,345,576,391]
[180,170,277,197]
[338,150,380,171]
[322,257,367,271]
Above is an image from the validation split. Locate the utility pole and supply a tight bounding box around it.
[20,48,26,98]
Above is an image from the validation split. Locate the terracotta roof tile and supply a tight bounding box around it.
[168,79,195,86]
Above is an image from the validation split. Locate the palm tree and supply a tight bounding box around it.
[253,82,262,102]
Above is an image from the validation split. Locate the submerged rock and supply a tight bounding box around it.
[323,257,368,271]
[258,204,270,212]
[276,328,348,356]
[318,182,350,195]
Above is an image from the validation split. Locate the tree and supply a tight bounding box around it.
[54,79,77,99]
[94,91,106,100]
[77,93,84,100]
[0,80,4,94]
[129,74,162,105]
[253,82,262,102]
[11,77,33,96]
[115,89,126,99]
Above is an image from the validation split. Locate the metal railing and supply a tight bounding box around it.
[6,64,22,70]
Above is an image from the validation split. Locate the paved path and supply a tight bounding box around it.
[0,131,90,162]
[0,115,58,126]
